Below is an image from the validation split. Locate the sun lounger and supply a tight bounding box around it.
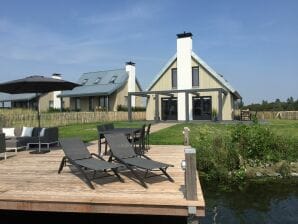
[105,133,174,188]
[58,138,124,189]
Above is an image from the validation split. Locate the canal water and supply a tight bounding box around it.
[199,179,298,224]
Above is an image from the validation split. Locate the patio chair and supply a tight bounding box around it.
[105,133,174,188]
[130,124,146,155]
[145,123,151,151]
[97,124,107,155]
[58,138,124,189]
[104,123,114,130]
[0,133,7,160]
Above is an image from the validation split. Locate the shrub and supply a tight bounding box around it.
[117,105,146,112]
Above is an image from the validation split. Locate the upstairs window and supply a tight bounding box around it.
[171,68,177,89]
[192,67,199,87]
[109,76,117,83]
[81,78,88,85]
[94,77,101,84]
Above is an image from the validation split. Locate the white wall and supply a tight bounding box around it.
[125,63,136,107]
[52,74,61,109]
[177,35,193,120]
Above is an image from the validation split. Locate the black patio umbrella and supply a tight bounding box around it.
[0,75,80,153]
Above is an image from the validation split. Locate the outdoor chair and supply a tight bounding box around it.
[145,123,151,151]
[58,138,124,189]
[131,124,146,155]
[0,133,7,160]
[97,125,107,155]
[104,123,114,131]
[105,133,174,188]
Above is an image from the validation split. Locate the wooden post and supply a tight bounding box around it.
[184,147,199,224]
[128,93,132,122]
[185,148,198,200]
[154,94,159,122]
[217,89,223,121]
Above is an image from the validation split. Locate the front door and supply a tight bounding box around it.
[193,96,212,120]
[161,97,177,120]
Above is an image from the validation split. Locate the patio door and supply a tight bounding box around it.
[193,96,212,120]
[161,97,177,120]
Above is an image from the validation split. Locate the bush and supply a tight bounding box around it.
[231,124,276,160]
[117,105,146,112]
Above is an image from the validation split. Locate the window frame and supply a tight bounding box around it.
[171,68,177,89]
[109,76,117,83]
[192,66,200,87]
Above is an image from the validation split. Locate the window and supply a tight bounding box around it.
[99,96,107,109]
[171,68,177,89]
[192,67,199,87]
[109,76,117,83]
[94,77,101,84]
[75,97,81,111]
[89,96,94,111]
[49,100,54,109]
[81,79,88,85]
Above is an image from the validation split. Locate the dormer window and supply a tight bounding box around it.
[94,77,101,84]
[81,78,88,85]
[109,76,117,83]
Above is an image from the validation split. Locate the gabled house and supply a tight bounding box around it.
[127,32,241,121]
[60,62,142,111]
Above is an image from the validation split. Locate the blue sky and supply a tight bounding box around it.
[0,0,297,104]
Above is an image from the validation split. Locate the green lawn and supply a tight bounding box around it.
[59,121,147,142]
[264,119,298,138]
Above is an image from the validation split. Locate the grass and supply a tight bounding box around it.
[59,121,147,142]
[265,119,298,138]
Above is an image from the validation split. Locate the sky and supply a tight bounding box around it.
[0,0,297,104]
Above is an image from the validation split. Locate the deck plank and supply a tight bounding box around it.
[0,143,205,216]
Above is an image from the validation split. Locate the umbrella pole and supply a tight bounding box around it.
[37,94,41,152]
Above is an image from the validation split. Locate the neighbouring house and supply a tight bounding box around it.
[59,62,143,112]
[127,32,241,121]
[0,74,70,112]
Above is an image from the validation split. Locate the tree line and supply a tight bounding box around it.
[242,97,298,111]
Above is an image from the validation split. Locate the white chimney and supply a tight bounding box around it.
[177,32,193,121]
[125,62,136,107]
[52,73,62,109]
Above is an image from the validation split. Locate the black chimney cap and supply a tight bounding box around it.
[176,32,193,38]
[52,73,61,77]
[126,61,135,66]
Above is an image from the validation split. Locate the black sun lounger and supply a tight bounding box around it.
[58,138,124,189]
[105,133,174,188]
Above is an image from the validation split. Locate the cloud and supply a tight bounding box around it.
[79,2,161,25]
[0,17,145,65]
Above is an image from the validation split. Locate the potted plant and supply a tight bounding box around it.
[212,109,218,122]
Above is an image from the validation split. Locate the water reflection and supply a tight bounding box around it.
[199,180,298,224]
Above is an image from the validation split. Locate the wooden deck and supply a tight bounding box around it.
[0,143,205,217]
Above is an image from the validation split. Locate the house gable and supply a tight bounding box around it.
[147,51,241,99]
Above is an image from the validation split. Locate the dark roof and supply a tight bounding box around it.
[60,69,129,97]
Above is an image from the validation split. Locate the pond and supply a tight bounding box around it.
[199,179,298,224]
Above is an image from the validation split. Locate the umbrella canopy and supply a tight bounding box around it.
[0,75,80,153]
[0,75,80,94]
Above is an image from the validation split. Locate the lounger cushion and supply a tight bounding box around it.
[21,127,34,137]
[2,128,15,137]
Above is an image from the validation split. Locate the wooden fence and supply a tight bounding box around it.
[0,109,146,127]
[254,111,298,120]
